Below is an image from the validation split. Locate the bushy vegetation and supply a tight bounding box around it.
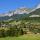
[0,17,40,37]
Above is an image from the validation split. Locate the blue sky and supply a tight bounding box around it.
[0,0,40,13]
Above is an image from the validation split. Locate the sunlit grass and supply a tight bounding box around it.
[0,34,40,40]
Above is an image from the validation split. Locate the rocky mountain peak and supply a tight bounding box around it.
[14,7,31,14]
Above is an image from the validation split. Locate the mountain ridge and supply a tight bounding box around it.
[0,4,40,21]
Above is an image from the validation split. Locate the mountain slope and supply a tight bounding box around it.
[29,8,40,15]
[0,4,40,21]
[0,7,31,21]
[29,8,40,17]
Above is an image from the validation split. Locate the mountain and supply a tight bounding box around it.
[0,4,40,21]
[29,4,40,17]
[29,8,40,17]
[29,8,40,15]
[0,7,32,21]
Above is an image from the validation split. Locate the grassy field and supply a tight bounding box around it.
[0,34,40,40]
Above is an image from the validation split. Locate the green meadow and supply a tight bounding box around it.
[0,34,40,40]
